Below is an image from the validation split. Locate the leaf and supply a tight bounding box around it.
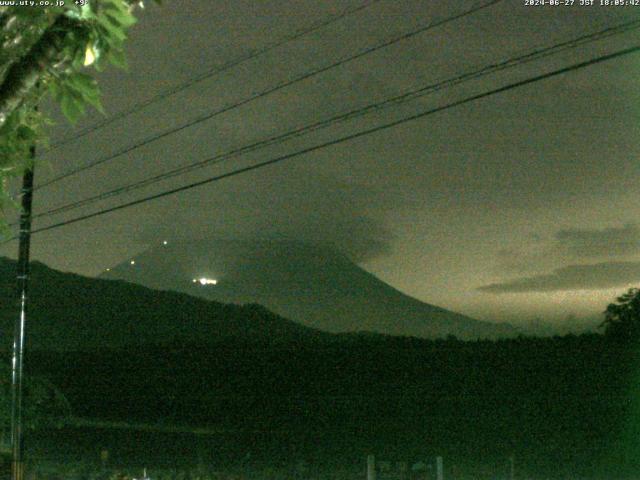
[60,92,85,124]
[66,72,96,96]
[48,79,64,103]
[63,72,105,115]
[107,48,128,69]
[103,12,123,29]
[81,87,105,114]
[16,125,37,143]
[0,111,19,136]
[102,0,137,28]
[96,15,127,42]
[85,95,105,114]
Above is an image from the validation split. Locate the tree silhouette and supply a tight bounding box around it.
[0,363,71,430]
[601,288,640,340]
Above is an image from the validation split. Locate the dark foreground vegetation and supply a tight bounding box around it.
[19,329,640,479]
[2,256,640,478]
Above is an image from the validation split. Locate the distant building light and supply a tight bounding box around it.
[130,260,135,265]
[163,240,168,245]
[193,277,217,285]
[106,268,110,272]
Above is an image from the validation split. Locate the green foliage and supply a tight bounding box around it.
[601,287,640,340]
[0,0,161,231]
[0,87,49,235]
[0,109,38,173]
[64,0,138,72]
[49,71,103,124]
[49,0,144,124]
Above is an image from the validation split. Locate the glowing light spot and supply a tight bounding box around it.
[130,260,135,265]
[106,268,110,272]
[163,240,168,245]
[84,43,96,66]
[193,277,217,285]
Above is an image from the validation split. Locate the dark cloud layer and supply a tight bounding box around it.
[478,261,640,293]
[556,224,640,259]
[136,173,400,263]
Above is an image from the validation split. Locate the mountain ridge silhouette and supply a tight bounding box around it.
[100,238,517,339]
[0,256,331,351]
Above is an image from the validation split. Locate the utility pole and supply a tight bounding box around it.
[10,146,35,480]
[367,454,376,480]
[435,456,443,480]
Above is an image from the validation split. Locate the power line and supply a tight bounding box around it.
[35,0,504,191]
[33,18,640,218]
[29,18,640,221]
[44,0,383,152]
[13,43,638,241]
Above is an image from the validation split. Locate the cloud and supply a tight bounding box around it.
[136,173,402,263]
[276,214,395,263]
[490,224,640,277]
[493,247,546,274]
[478,261,640,293]
[555,224,640,259]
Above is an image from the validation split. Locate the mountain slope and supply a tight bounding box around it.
[100,238,516,339]
[0,257,329,351]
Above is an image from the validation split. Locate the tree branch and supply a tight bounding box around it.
[0,14,79,128]
[0,12,54,85]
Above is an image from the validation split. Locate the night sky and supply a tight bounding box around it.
[2,0,639,329]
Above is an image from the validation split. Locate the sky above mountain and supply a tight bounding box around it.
[1,0,639,328]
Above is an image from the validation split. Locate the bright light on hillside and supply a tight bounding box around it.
[192,277,217,285]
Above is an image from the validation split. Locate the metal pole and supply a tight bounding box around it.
[367,454,376,480]
[10,148,35,480]
[435,456,443,480]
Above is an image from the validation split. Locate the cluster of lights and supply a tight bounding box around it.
[193,277,218,286]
